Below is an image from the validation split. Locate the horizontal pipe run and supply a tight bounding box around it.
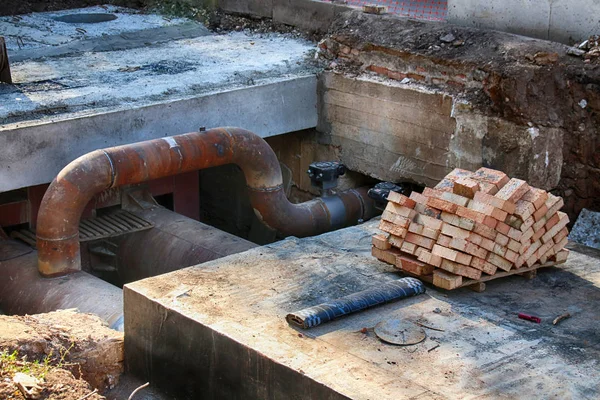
[37,127,378,276]
[0,242,123,330]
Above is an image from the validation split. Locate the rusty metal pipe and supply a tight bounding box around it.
[37,127,377,277]
[0,241,124,330]
[113,206,257,284]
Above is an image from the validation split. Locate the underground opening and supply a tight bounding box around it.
[52,13,117,23]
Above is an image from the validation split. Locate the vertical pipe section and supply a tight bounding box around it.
[37,128,377,277]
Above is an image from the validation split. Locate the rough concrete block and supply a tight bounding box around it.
[219,0,273,18]
[273,0,335,32]
[568,209,600,250]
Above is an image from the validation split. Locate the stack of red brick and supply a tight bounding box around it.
[371,167,570,290]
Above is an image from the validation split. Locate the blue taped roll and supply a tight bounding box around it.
[286,277,425,329]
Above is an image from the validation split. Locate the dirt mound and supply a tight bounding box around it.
[0,310,124,396]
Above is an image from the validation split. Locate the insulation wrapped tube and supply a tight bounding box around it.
[286,277,425,329]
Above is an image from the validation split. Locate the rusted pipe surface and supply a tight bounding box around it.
[113,206,257,284]
[37,128,377,276]
[0,241,123,330]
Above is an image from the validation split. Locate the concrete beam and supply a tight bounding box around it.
[218,0,273,18]
[273,0,354,33]
[0,76,317,192]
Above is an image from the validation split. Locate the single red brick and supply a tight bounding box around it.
[427,197,458,214]
[387,191,416,208]
[372,234,391,250]
[453,177,480,199]
[472,167,509,188]
[495,178,529,203]
[521,187,548,209]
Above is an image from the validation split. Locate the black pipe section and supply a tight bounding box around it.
[286,277,426,329]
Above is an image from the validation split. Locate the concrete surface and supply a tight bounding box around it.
[218,0,355,31]
[0,6,191,52]
[318,72,457,187]
[569,208,600,250]
[0,77,317,192]
[124,219,600,399]
[317,72,564,190]
[320,10,597,223]
[0,7,320,192]
[448,0,600,44]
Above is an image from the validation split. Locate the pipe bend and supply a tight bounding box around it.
[36,128,376,277]
[37,150,114,277]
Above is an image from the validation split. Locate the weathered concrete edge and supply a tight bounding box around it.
[0,76,318,192]
[123,284,352,399]
[219,0,358,32]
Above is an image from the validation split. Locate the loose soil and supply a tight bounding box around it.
[0,310,123,400]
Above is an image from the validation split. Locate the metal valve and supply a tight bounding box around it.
[307,161,346,193]
[368,182,413,209]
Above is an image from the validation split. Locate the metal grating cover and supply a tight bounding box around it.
[78,210,153,241]
[12,210,153,248]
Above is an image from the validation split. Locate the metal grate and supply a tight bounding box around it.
[335,0,448,21]
[11,210,154,248]
[78,210,153,241]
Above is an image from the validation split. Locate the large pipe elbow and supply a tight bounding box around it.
[37,150,114,276]
[36,128,376,277]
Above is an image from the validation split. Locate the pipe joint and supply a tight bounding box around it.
[36,128,378,276]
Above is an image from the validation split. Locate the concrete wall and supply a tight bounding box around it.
[315,72,562,190]
[318,73,459,187]
[448,0,600,44]
[218,0,355,32]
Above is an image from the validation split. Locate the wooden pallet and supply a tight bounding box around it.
[372,245,567,292]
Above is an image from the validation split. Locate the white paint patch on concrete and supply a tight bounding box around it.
[0,6,189,52]
[389,155,418,174]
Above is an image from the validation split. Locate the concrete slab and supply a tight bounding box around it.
[0,6,191,52]
[0,7,320,192]
[124,219,600,399]
[569,208,600,250]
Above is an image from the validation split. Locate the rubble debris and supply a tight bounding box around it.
[571,35,600,62]
[0,310,124,393]
[528,51,559,65]
[567,47,586,57]
[13,372,42,399]
[552,312,571,325]
[518,313,541,323]
[440,33,456,43]
[362,4,387,15]
[372,167,570,291]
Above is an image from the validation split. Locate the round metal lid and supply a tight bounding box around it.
[374,319,426,346]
